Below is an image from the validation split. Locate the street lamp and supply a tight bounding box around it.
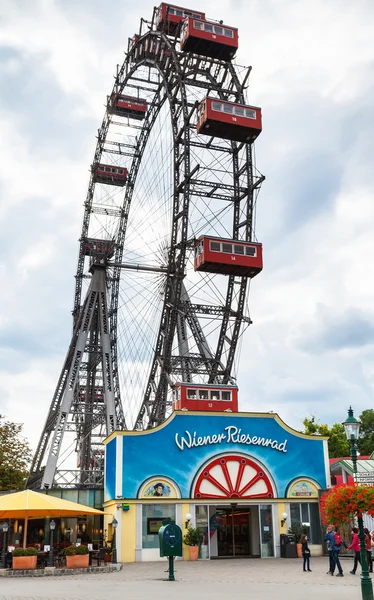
[1,522,9,570]
[343,407,373,600]
[48,520,56,568]
[112,518,118,564]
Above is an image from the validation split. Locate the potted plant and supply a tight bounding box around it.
[288,522,307,558]
[183,526,203,561]
[105,547,113,563]
[12,547,38,570]
[64,544,89,569]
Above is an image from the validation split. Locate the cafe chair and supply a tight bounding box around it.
[91,547,107,566]
[55,550,66,568]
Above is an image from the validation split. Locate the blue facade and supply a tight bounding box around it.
[104,412,328,501]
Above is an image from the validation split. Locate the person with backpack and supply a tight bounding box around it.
[349,527,361,574]
[325,525,347,576]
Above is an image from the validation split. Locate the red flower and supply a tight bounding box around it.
[320,485,374,525]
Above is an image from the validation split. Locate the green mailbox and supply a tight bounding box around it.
[159,523,183,558]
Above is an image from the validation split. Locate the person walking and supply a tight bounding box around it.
[364,528,373,573]
[349,527,361,575]
[324,524,335,575]
[301,534,312,572]
[325,525,347,576]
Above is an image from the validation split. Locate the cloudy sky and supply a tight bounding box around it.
[1,0,373,456]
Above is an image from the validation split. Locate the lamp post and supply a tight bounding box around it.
[1,522,9,569]
[112,518,118,564]
[48,520,56,568]
[343,407,373,600]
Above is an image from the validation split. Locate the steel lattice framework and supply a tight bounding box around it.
[27,8,264,490]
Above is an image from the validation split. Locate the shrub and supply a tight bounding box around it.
[64,544,89,556]
[183,526,203,546]
[12,547,38,557]
[64,545,78,556]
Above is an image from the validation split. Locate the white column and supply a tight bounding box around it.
[136,504,143,562]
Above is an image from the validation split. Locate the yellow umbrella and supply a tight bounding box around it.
[0,489,106,547]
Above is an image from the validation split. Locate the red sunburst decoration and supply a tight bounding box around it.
[193,455,274,499]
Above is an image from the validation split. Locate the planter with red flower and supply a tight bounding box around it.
[320,484,374,525]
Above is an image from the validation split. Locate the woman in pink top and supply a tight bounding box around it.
[348,527,361,574]
[364,528,373,573]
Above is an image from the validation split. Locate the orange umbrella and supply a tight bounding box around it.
[0,489,106,547]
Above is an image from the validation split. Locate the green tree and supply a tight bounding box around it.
[0,415,32,490]
[358,409,374,456]
[303,416,350,458]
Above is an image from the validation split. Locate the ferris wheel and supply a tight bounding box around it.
[28,3,264,490]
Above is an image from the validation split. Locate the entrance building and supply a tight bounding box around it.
[103,410,329,561]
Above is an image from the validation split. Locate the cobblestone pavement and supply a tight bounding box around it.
[0,557,368,600]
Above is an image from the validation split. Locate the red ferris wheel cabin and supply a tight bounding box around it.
[197,97,262,143]
[195,236,263,278]
[81,238,115,258]
[92,163,128,186]
[109,94,147,120]
[180,17,238,61]
[156,3,205,35]
[173,383,238,412]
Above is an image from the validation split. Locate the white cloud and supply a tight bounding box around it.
[0,0,373,466]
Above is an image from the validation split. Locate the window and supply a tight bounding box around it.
[168,7,175,15]
[199,390,209,399]
[245,246,256,256]
[205,23,213,32]
[142,504,176,549]
[194,20,203,29]
[235,106,244,116]
[290,503,321,545]
[214,26,223,35]
[197,102,206,122]
[210,241,221,252]
[194,242,203,257]
[234,244,244,255]
[223,104,233,114]
[176,9,183,16]
[224,28,234,37]
[210,390,220,400]
[212,101,222,112]
[187,389,197,399]
[221,391,232,401]
[222,243,232,253]
[245,108,256,119]
[193,13,201,19]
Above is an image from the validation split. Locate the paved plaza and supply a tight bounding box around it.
[0,557,370,600]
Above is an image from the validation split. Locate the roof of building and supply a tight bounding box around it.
[330,458,374,476]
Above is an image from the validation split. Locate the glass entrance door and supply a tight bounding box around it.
[217,507,251,557]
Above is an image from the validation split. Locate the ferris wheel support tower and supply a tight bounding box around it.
[27,3,264,489]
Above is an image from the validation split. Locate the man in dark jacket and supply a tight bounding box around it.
[324,525,347,577]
